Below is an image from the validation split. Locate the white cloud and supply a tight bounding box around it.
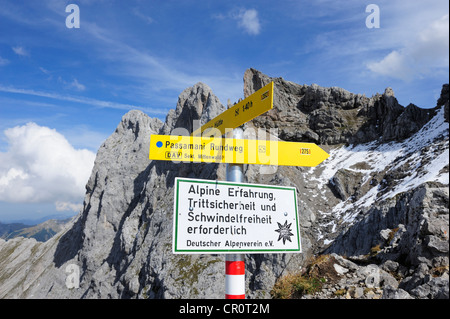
[366,50,413,80]
[12,46,29,56]
[0,56,9,66]
[216,8,262,35]
[55,201,83,212]
[132,7,154,24]
[0,123,95,212]
[69,78,86,91]
[367,14,449,80]
[0,84,167,115]
[57,76,86,92]
[237,9,261,35]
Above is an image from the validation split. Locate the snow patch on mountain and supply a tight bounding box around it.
[308,106,448,242]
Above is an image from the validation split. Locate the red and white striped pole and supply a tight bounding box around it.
[225,254,245,299]
[225,126,245,299]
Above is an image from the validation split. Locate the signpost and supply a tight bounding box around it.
[224,127,246,299]
[173,177,301,254]
[148,81,330,299]
[149,134,329,167]
[191,82,274,137]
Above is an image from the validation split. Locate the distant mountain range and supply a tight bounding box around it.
[1,213,76,226]
[0,218,71,242]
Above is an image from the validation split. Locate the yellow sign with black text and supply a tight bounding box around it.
[191,82,274,137]
[149,134,329,167]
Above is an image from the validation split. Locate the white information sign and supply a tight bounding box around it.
[173,177,301,254]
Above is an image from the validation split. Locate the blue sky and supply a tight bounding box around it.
[0,0,449,222]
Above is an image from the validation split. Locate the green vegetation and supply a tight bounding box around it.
[270,255,331,299]
[271,273,325,299]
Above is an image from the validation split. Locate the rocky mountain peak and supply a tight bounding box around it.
[384,87,395,97]
[161,82,225,135]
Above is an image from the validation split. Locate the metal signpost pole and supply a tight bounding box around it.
[225,127,245,299]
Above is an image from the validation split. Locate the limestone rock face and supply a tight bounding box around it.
[161,82,226,135]
[243,68,437,145]
[437,84,449,122]
[0,70,448,299]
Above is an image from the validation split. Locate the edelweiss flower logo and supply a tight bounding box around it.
[275,220,294,244]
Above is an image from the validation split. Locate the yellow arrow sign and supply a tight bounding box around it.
[149,134,329,167]
[191,82,274,137]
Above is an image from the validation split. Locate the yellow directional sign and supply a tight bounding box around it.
[191,82,274,137]
[149,134,329,167]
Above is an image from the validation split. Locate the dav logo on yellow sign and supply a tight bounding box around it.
[172,178,302,254]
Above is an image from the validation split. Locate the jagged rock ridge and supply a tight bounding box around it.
[244,68,438,145]
[0,70,448,299]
